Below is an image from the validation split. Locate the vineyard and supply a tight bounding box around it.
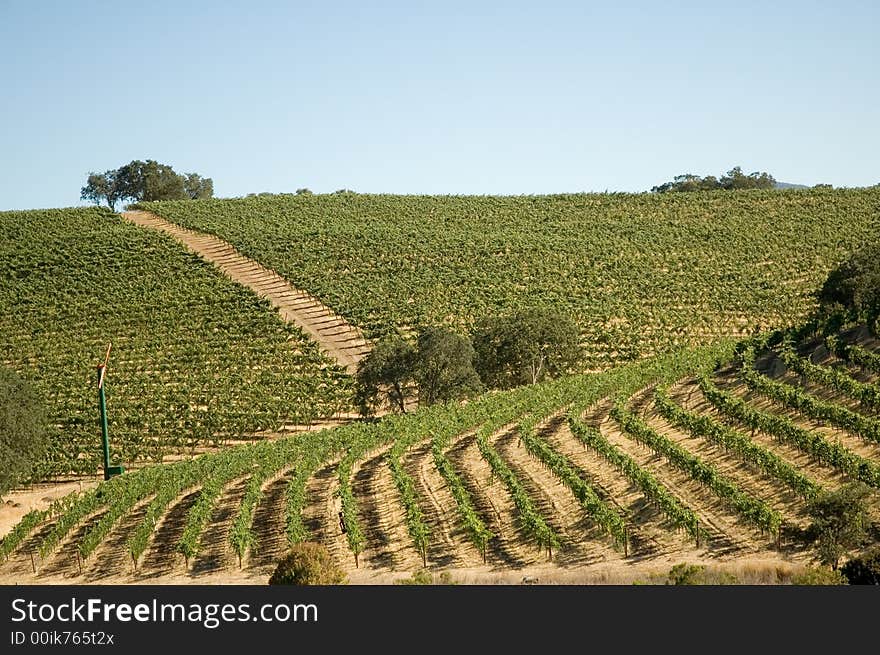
[0,207,353,476]
[3,324,878,584]
[136,187,880,367]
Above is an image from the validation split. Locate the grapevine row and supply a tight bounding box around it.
[518,421,628,549]
[740,347,880,445]
[475,426,560,557]
[779,344,880,410]
[699,376,880,488]
[653,386,821,500]
[610,403,782,536]
[826,336,880,375]
[567,420,706,543]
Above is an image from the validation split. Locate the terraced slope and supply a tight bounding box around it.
[0,207,353,476]
[135,188,879,367]
[2,327,878,584]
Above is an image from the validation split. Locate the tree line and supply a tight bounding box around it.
[81,160,213,211]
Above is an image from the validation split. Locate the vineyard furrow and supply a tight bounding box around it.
[301,460,350,569]
[446,433,540,567]
[246,469,297,571]
[83,495,156,582]
[402,438,485,568]
[587,400,753,554]
[136,490,201,579]
[674,378,851,491]
[351,452,424,572]
[492,423,618,567]
[38,509,108,580]
[643,387,812,527]
[543,420,694,559]
[718,376,880,464]
[190,477,251,575]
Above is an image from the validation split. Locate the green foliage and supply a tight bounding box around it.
[355,327,482,415]
[473,308,581,389]
[0,367,49,497]
[183,173,213,200]
[665,563,706,585]
[268,542,347,585]
[791,566,848,585]
[413,327,483,407]
[0,208,352,475]
[806,482,871,569]
[818,242,880,325]
[138,189,879,369]
[840,546,880,585]
[81,160,213,210]
[80,170,126,211]
[395,569,456,585]
[662,563,739,585]
[354,337,416,415]
[652,166,777,193]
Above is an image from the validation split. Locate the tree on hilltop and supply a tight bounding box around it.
[81,159,213,210]
[651,166,776,193]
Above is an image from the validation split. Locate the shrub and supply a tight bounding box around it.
[394,569,456,585]
[664,563,737,585]
[268,542,347,585]
[791,566,848,585]
[841,546,880,585]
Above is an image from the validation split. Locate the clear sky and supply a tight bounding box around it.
[1,0,877,210]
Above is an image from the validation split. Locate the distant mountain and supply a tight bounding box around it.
[774,181,810,190]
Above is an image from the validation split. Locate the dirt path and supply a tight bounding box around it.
[123,210,370,373]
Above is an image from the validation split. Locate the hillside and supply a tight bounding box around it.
[136,187,880,368]
[0,207,354,476]
[2,323,878,584]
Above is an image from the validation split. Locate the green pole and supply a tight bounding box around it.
[98,365,111,480]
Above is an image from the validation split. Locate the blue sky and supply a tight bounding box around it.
[1,1,877,210]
